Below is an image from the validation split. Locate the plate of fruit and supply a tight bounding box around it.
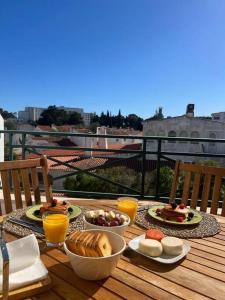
[148,202,202,225]
[26,199,82,222]
[83,209,130,236]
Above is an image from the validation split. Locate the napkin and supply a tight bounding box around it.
[0,234,48,292]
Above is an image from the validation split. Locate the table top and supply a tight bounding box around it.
[5,200,225,300]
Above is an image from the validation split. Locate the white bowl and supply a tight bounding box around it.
[64,229,126,280]
[83,212,130,236]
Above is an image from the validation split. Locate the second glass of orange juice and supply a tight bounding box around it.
[117,197,138,223]
[43,212,69,247]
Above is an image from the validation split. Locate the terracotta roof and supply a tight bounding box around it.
[106,128,142,135]
[49,157,107,171]
[36,125,53,131]
[27,149,85,158]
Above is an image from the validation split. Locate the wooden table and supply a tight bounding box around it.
[5,200,225,300]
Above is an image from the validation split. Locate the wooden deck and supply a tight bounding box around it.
[5,200,225,300]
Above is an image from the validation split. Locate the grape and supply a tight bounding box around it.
[110,220,119,227]
[97,217,106,226]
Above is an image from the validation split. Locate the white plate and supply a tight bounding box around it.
[128,234,191,264]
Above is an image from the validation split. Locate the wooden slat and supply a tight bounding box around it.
[21,169,32,206]
[200,174,211,212]
[210,176,222,215]
[11,170,23,209]
[1,170,12,214]
[40,156,52,202]
[190,173,201,209]
[169,160,180,201]
[222,192,225,217]
[182,171,192,205]
[31,167,41,204]
[0,158,41,171]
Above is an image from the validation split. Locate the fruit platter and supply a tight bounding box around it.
[85,209,129,227]
[148,202,202,226]
[26,198,81,222]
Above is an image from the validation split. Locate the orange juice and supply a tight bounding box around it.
[117,197,138,222]
[43,214,69,244]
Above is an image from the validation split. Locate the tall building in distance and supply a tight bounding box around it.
[18,106,95,126]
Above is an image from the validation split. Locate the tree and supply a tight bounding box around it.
[4,120,17,130]
[67,112,83,125]
[126,114,143,130]
[0,108,16,119]
[38,106,68,125]
[148,107,164,121]
[89,122,100,133]
[63,166,141,196]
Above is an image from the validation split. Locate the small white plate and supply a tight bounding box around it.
[128,234,191,264]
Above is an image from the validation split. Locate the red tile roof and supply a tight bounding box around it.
[27,149,85,158]
[36,125,53,131]
[49,157,107,171]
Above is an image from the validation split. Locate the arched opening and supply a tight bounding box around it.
[168,130,176,143]
[179,130,188,143]
[190,131,199,144]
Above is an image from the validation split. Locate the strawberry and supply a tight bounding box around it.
[179,203,185,209]
[177,216,184,222]
[156,208,161,216]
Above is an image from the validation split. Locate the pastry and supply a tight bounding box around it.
[161,236,183,256]
[138,239,163,257]
[156,202,193,222]
[66,231,112,257]
[40,198,71,215]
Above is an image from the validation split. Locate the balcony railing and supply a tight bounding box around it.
[1,129,225,206]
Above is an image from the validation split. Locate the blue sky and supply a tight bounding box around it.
[0,0,225,119]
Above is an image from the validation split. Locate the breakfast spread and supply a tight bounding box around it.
[66,231,112,257]
[34,199,72,216]
[155,202,195,223]
[85,210,129,227]
[138,228,184,257]
[139,239,163,257]
[161,236,183,256]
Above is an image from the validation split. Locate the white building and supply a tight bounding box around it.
[18,107,45,122]
[18,106,95,126]
[143,105,225,162]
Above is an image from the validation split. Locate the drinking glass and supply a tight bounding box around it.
[42,212,69,247]
[117,197,138,223]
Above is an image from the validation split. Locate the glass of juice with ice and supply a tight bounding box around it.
[43,212,69,247]
[117,197,138,223]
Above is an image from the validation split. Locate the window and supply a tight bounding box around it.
[179,131,188,143]
[190,131,199,144]
[168,130,176,143]
[209,133,216,146]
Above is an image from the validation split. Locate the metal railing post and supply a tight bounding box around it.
[8,133,13,161]
[21,134,26,160]
[141,139,147,199]
[155,139,162,200]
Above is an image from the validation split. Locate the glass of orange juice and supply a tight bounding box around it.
[117,197,138,223]
[43,212,69,247]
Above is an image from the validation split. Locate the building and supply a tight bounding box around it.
[143,104,225,162]
[18,107,45,122]
[18,106,95,126]
[211,112,225,122]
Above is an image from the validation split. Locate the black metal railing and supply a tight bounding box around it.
[1,129,225,203]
